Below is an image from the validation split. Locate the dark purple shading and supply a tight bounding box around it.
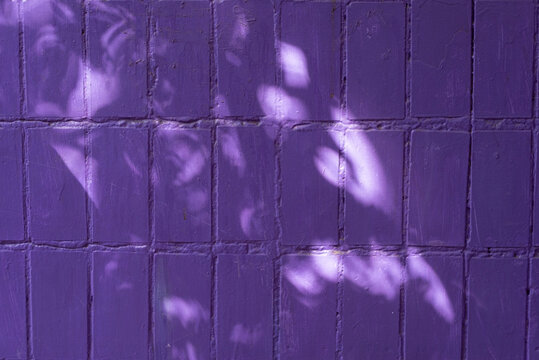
[28,128,86,242]
[347,3,405,120]
[343,255,400,359]
[467,257,527,359]
[281,130,338,245]
[23,0,84,117]
[534,132,539,246]
[217,126,275,242]
[281,2,340,121]
[31,249,87,360]
[529,259,539,359]
[93,251,148,360]
[154,128,211,243]
[154,253,211,360]
[345,131,404,245]
[153,0,210,118]
[470,131,531,247]
[411,0,471,117]
[0,128,24,241]
[408,131,469,246]
[91,127,149,244]
[474,2,534,118]
[405,255,463,359]
[0,1,20,116]
[88,0,147,117]
[217,255,272,359]
[280,255,337,360]
[0,251,26,359]
[216,0,275,117]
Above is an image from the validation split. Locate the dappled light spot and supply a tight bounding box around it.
[163,296,210,330]
[229,323,262,345]
[281,42,310,88]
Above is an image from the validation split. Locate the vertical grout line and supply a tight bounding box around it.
[272,1,283,358]
[335,4,347,358]
[81,0,89,120]
[461,0,475,358]
[525,9,538,359]
[146,0,154,119]
[147,125,155,360]
[25,250,32,360]
[400,0,413,358]
[84,124,92,360]
[209,0,218,358]
[17,0,27,117]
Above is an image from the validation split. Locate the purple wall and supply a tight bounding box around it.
[0,0,537,359]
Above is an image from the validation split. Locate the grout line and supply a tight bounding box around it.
[147,124,155,360]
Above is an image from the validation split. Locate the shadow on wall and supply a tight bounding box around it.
[6,0,461,359]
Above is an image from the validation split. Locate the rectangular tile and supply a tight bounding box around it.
[281,254,337,360]
[31,249,87,359]
[28,128,86,242]
[217,126,274,241]
[217,255,273,359]
[345,131,404,245]
[153,0,210,118]
[411,0,471,116]
[408,131,469,246]
[281,130,338,245]
[154,254,211,360]
[470,131,531,247]
[23,0,84,117]
[88,0,147,117]
[343,255,401,359]
[467,257,527,359]
[474,2,534,118]
[93,251,149,359]
[0,251,26,359]
[0,128,24,241]
[154,128,211,243]
[0,0,20,117]
[347,3,405,119]
[90,127,148,244]
[281,2,340,121]
[405,255,463,359]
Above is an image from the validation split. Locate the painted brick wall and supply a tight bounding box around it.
[0,0,538,359]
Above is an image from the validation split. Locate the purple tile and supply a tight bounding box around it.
[281,130,338,245]
[343,255,401,359]
[281,254,337,360]
[0,128,24,241]
[93,250,148,360]
[23,0,84,117]
[470,131,531,247]
[217,255,272,359]
[28,128,86,242]
[529,259,539,358]
[0,251,26,359]
[411,0,471,116]
[467,257,527,359]
[88,1,147,117]
[154,254,211,360]
[405,255,463,359]
[91,127,148,244]
[345,131,404,245]
[408,131,469,246]
[474,2,534,118]
[217,127,274,241]
[154,128,211,243]
[153,1,210,118]
[534,132,539,246]
[0,1,20,116]
[31,249,87,360]
[281,2,340,121]
[216,0,275,117]
[347,3,405,120]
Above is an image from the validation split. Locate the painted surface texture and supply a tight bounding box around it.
[0,0,537,359]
